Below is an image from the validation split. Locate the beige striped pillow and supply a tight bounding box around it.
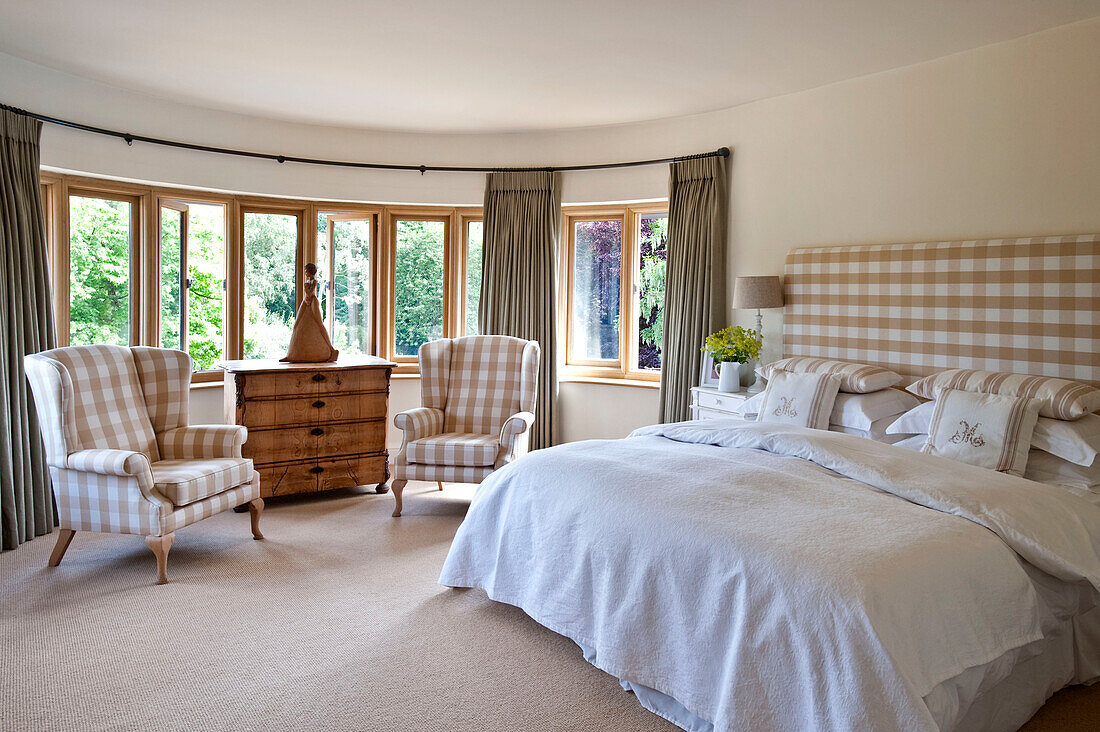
[907,369,1100,421]
[921,389,1041,477]
[758,357,901,394]
[757,370,841,430]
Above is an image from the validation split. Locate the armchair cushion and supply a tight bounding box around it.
[152,458,254,507]
[160,425,247,459]
[407,432,499,467]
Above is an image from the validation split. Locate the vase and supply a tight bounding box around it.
[718,361,742,393]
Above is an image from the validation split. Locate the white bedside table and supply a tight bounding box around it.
[690,386,752,420]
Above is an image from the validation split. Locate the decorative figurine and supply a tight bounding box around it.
[281,262,339,363]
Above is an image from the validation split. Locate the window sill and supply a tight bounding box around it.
[559,375,660,389]
[189,380,224,390]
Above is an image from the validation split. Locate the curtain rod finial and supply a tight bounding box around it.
[717,147,731,158]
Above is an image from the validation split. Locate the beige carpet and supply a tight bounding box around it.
[1,482,1096,731]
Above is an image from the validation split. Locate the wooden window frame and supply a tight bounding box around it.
[314,207,383,357]
[559,202,668,384]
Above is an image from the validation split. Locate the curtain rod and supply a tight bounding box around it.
[1,102,730,174]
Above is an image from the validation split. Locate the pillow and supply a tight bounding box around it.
[735,391,765,417]
[1024,450,1100,494]
[888,401,1100,467]
[893,434,927,451]
[906,369,1100,420]
[757,357,901,394]
[831,390,920,431]
[830,416,909,444]
[757,370,841,430]
[921,389,1041,477]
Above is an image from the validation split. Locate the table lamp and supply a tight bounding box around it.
[732,275,784,392]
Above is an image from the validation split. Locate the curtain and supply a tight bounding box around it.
[0,109,56,550]
[479,171,561,449]
[658,154,729,423]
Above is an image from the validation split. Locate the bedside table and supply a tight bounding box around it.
[690,386,752,420]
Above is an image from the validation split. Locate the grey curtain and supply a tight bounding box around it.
[480,171,561,449]
[658,154,729,423]
[0,109,56,550]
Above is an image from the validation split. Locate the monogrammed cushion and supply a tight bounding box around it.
[758,357,901,394]
[922,389,1041,477]
[757,370,841,430]
[907,369,1100,420]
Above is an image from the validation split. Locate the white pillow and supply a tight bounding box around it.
[921,389,1041,477]
[893,434,927,451]
[1025,450,1100,496]
[830,416,909,444]
[888,401,1100,467]
[735,391,765,417]
[831,390,920,431]
[758,370,841,430]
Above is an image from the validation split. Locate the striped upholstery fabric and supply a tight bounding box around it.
[24,345,258,538]
[783,235,1100,388]
[153,458,254,507]
[407,433,500,467]
[393,335,540,485]
[922,389,1041,477]
[907,369,1100,420]
[758,357,900,394]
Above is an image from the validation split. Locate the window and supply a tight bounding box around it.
[160,201,227,370]
[392,217,447,357]
[562,205,667,381]
[243,209,300,359]
[318,212,375,355]
[68,192,137,346]
[464,219,483,335]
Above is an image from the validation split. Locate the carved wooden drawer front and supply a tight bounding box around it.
[222,357,395,498]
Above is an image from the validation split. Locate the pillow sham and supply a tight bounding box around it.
[921,389,1041,477]
[888,401,1100,467]
[1024,450,1100,494]
[831,390,920,431]
[906,369,1100,421]
[757,357,901,394]
[757,370,841,430]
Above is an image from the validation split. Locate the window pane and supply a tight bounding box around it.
[186,204,226,369]
[466,221,483,335]
[332,218,372,355]
[316,213,331,321]
[394,219,445,356]
[571,219,621,360]
[160,208,183,351]
[244,212,297,359]
[69,195,131,345]
[637,213,668,370]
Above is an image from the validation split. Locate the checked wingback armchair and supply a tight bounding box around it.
[390,335,540,517]
[25,345,263,584]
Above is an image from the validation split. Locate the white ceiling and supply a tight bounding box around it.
[2,1,1099,133]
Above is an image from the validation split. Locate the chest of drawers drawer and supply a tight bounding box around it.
[247,421,386,464]
[239,392,388,429]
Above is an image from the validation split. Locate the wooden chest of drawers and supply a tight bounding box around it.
[221,356,396,498]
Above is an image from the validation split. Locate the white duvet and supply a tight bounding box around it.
[439,420,1100,731]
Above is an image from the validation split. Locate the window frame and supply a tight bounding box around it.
[560,202,668,384]
[314,207,383,357]
[457,209,483,337]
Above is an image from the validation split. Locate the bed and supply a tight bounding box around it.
[439,236,1100,731]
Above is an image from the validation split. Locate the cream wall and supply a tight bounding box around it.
[3,18,1099,444]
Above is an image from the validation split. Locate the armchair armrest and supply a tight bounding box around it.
[499,411,535,461]
[159,425,247,459]
[66,448,151,477]
[394,407,445,441]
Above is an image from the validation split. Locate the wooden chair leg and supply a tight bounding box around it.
[248,498,264,540]
[391,479,407,517]
[47,529,76,567]
[145,533,175,585]
[437,481,444,491]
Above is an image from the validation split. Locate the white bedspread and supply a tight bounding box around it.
[439,420,1100,731]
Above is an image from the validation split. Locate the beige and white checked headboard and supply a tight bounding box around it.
[782,235,1100,388]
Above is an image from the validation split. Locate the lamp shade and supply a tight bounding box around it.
[733,276,783,309]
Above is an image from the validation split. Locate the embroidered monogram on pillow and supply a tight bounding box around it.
[758,370,841,430]
[907,369,1100,421]
[922,388,1042,477]
[758,357,901,394]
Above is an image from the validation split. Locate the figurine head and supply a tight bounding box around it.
[304,262,318,278]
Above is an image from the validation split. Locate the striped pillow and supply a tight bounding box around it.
[907,369,1100,421]
[757,370,841,430]
[758,357,901,394]
[921,389,1041,477]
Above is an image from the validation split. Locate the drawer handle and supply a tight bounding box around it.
[309,466,324,474]
[312,373,326,382]
[312,400,325,408]
[310,427,324,436]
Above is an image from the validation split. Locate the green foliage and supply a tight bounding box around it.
[636,215,667,369]
[702,325,761,364]
[69,197,131,346]
[160,204,226,370]
[466,222,483,336]
[573,219,622,359]
[394,220,445,356]
[243,212,297,359]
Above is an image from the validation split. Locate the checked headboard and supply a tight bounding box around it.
[782,235,1100,388]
